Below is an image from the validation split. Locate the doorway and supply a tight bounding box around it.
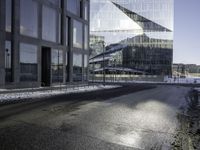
[41,47,51,86]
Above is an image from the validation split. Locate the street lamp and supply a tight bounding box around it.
[98,40,106,85]
[102,42,105,85]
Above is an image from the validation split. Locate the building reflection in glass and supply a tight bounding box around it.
[73,53,83,82]
[5,41,12,82]
[20,43,38,81]
[51,49,63,83]
[90,0,173,76]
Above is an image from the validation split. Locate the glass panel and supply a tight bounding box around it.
[84,25,88,50]
[67,0,79,15]
[84,54,88,81]
[66,17,68,45]
[42,6,57,42]
[58,13,61,43]
[20,0,38,37]
[5,0,12,32]
[73,20,83,48]
[20,43,38,81]
[73,53,82,82]
[5,41,12,82]
[51,49,63,83]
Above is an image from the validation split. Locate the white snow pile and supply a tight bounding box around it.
[194,88,200,92]
[164,76,200,84]
[0,85,120,103]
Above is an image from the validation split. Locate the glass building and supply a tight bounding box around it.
[90,0,173,76]
[0,0,89,88]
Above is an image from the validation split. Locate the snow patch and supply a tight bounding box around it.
[0,85,120,103]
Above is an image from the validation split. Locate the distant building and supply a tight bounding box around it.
[173,63,200,77]
[0,0,90,88]
[122,34,173,75]
[90,0,174,76]
[89,35,105,58]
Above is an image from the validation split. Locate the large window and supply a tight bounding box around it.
[67,0,80,16]
[20,0,38,37]
[42,6,57,42]
[84,25,89,50]
[84,55,88,81]
[5,41,12,82]
[5,0,12,32]
[66,17,69,45]
[58,13,61,44]
[73,20,83,49]
[51,49,63,83]
[20,43,38,81]
[73,53,82,82]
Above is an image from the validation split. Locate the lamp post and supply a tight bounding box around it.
[99,41,105,85]
[114,59,116,82]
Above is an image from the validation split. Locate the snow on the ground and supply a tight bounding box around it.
[194,88,200,92]
[90,76,200,84]
[0,85,119,103]
[164,76,200,84]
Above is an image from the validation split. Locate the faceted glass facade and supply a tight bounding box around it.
[90,0,173,75]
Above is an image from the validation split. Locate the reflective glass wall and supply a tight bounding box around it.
[51,49,63,83]
[20,43,38,82]
[73,53,83,82]
[5,41,12,82]
[5,0,12,32]
[90,0,173,76]
[20,0,38,37]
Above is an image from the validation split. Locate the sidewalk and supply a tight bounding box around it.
[0,84,120,103]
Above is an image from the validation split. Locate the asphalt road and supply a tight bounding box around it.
[0,85,191,150]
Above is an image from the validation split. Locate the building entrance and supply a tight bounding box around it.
[41,47,51,86]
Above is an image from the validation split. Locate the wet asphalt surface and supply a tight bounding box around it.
[0,85,191,150]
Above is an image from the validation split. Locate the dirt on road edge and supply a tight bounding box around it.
[172,90,200,150]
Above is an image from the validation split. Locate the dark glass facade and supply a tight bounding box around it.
[0,0,89,88]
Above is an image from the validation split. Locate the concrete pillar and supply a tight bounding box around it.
[12,0,20,83]
[62,0,67,84]
[68,18,73,83]
[0,0,6,87]
[37,2,42,84]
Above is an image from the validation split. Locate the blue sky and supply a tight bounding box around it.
[174,0,200,65]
